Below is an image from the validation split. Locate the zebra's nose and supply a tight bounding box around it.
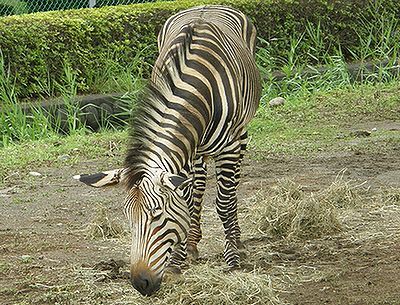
[130,270,161,296]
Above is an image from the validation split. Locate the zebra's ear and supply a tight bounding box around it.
[160,172,192,191]
[73,168,125,188]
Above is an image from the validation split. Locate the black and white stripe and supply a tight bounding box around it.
[123,5,261,295]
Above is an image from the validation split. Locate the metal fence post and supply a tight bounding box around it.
[89,0,96,8]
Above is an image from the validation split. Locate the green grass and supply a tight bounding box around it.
[1,81,399,186]
[0,51,144,149]
[0,54,58,146]
[1,9,400,183]
[0,130,128,184]
[248,81,400,156]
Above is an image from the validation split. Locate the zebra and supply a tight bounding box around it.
[74,5,261,296]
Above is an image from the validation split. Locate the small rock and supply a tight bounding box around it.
[29,171,42,177]
[94,274,107,282]
[94,259,126,271]
[269,97,286,107]
[20,255,33,263]
[93,259,127,280]
[0,186,17,195]
[371,127,377,132]
[58,154,71,162]
[350,130,371,137]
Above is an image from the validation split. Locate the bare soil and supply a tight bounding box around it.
[1,127,399,304]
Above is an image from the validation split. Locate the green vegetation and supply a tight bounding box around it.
[0,52,142,148]
[249,81,400,156]
[0,130,127,184]
[1,0,400,98]
[0,0,399,185]
[1,80,399,185]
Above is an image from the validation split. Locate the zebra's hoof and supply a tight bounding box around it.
[223,264,241,274]
[187,245,199,261]
[163,266,183,284]
[238,243,248,259]
[165,265,182,275]
[237,240,245,250]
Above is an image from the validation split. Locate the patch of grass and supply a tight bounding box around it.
[0,52,142,148]
[251,9,400,156]
[55,62,83,134]
[86,48,148,95]
[1,80,399,184]
[0,54,57,146]
[0,130,127,186]
[248,81,400,156]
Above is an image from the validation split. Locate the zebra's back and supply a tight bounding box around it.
[151,5,261,157]
[158,5,258,55]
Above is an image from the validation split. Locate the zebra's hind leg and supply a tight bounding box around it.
[187,156,207,261]
[234,131,248,251]
[215,140,243,268]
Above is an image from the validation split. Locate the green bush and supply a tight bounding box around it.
[1,0,400,99]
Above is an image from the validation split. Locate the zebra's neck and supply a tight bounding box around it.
[124,83,200,186]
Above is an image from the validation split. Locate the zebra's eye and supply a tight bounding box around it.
[149,207,163,220]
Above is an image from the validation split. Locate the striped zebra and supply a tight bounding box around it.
[74,5,261,296]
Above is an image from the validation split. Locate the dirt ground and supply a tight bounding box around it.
[0,123,399,304]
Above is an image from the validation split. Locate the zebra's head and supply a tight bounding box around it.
[74,168,191,296]
[125,169,192,295]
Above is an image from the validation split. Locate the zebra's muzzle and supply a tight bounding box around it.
[130,269,161,296]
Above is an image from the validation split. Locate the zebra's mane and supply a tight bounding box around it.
[124,24,200,190]
[124,83,167,189]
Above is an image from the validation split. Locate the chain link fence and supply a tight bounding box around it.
[0,0,155,17]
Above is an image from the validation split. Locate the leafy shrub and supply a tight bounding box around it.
[1,0,400,99]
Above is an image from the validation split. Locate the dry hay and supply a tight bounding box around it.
[243,177,355,240]
[289,194,342,239]
[318,170,363,208]
[69,263,280,305]
[270,178,303,201]
[86,204,126,239]
[152,264,280,305]
[378,188,400,206]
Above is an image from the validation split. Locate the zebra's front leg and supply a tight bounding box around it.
[215,145,242,268]
[187,156,207,260]
[166,241,187,274]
